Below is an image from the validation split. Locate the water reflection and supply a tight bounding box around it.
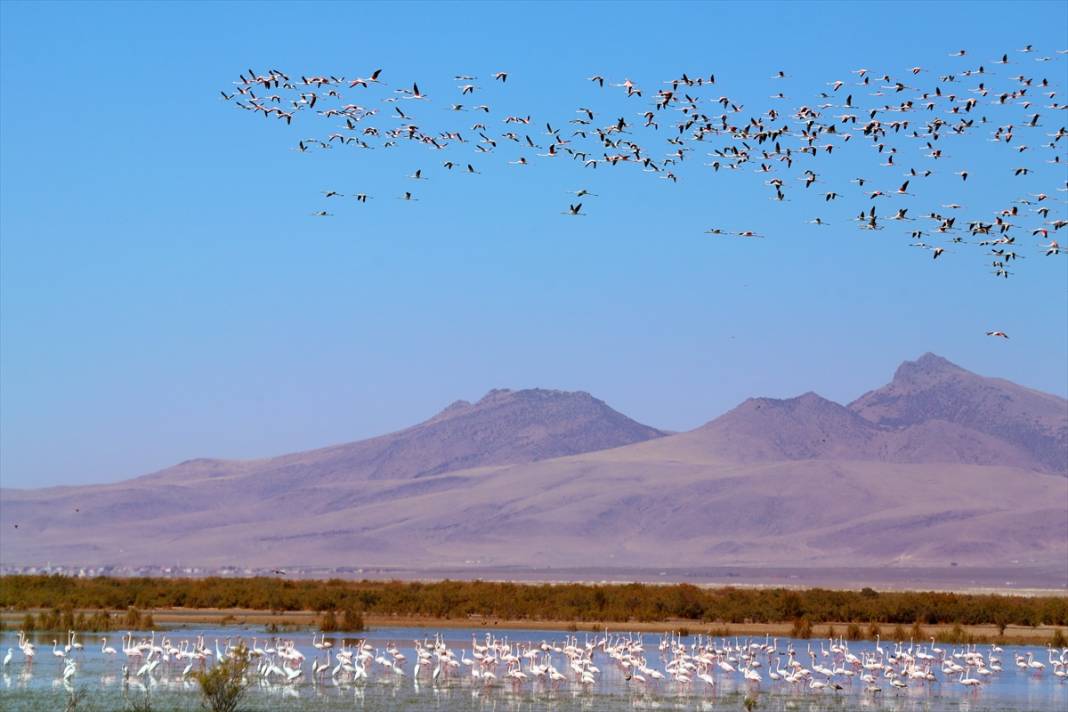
[0,627,1064,711]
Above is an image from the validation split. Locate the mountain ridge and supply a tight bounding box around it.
[132,387,667,487]
[849,352,1067,473]
[2,353,1065,578]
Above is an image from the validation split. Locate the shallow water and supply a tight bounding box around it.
[1,627,1065,711]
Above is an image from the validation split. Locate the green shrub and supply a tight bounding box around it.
[63,687,89,712]
[124,690,155,712]
[195,644,249,712]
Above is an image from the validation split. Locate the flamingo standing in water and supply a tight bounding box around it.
[18,632,35,659]
[122,633,142,660]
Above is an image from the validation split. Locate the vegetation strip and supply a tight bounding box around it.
[2,576,1066,635]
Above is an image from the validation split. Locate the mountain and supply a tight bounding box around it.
[678,354,1064,473]
[138,388,666,487]
[849,352,1068,474]
[685,392,882,462]
[1,355,1065,584]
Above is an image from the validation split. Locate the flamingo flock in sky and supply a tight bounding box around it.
[220,45,1067,285]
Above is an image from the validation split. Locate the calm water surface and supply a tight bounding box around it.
[0,627,1065,711]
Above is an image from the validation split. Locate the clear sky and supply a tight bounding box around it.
[2,0,1066,488]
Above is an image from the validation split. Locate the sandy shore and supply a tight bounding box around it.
[4,608,1063,644]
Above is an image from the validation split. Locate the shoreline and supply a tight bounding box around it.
[5,568,1064,595]
[3,608,1064,644]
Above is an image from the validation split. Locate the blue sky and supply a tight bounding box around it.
[2,1,1066,488]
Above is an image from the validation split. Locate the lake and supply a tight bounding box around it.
[1,626,1065,711]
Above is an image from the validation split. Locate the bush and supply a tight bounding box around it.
[87,611,114,631]
[340,607,365,632]
[195,644,249,712]
[846,623,862,641]
[791,619,812,639]
[867,622,881,639]
[891,625,907,642]
[910,621,926,641]
[63,687,89,712]
[124,690,155,712]
[319,610,338,633]
[956,623,971,643]
[1052,628,1067,648]
[123,607,143,629]
[37,608,61,631]
[2,574,1066,629]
